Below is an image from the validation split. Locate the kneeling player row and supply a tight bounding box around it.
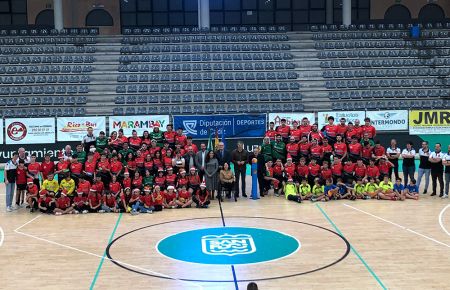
[25,182,211,215]
[282,176,419,203]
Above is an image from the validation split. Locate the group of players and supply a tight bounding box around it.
[260,116,423,202]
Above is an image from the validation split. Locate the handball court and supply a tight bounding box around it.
[0,177,449,290]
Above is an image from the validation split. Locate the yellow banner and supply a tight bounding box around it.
[409,110,450,135]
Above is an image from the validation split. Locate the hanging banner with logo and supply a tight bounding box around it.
[5,118,55,144]
[57,117,106,141]
[318,111,365,128]
[173,114,266,138]
[268,113,315,127]
[0,119,3,144]
[409,110,450,135]
[365,110,408,131]
[109,115,170,136]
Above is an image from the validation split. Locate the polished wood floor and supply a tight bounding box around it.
[0,180,449,290]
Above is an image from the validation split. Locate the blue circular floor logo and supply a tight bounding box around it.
[157,227,300,265]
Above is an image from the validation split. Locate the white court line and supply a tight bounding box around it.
[0,226,4,247]
[439,204,450,236]
[14,228,203,289]
[14,215,42,232]
[343,203,450,249]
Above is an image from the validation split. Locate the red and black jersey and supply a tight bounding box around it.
[84,160,96,175]
[336,124,348,136]
[289,129,302,141]
[348,143,362,156]
[378,162,392,175]
[345,128,360,143]
[334,142,347,158]
[273,164,283,176]
[188,175,201,187]
[40,161,55,179]
[276,125,290,139]
[308,164,321,176]
[164,131,177,144]
[97,160,111,173]
[265,129,277,141]
[296,164,309,177]
[132,177,143,189]
[343,163,355,174]
[310,145,323,159]
[284,163,296,178]
[299,125,312,138]
[27,184,39,196]
[331,163,343,176]
[354,165,367,178]
[56,161,70,172]
[308,131,324,142]
[129,137,142,148]
[323,124,338,138]
[373,146,386,157]
[27,162,40,177]
[70,163,83,175]
[154,176,166,188]
[320,167,333,180]
[110,160,123,175]
[362,125,376,139]
[165,174,177,186]
[367,165,380,178]
[362,147,373,160]
[286,143,299,158]
[299,142,310,156]
[175,134,187,147]
[122,177,132,189]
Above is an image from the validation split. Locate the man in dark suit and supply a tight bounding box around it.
[183,145,196,173]
[231,141,249,197]
[215,142,231,169]
[194,143,207,181]
[248,146,266,197]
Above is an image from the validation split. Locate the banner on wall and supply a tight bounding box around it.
[318,111,365,128]
[409,110,450,135]
[365,110,408,131]
[173,114,266,138]
[57,117,106,141]
[5,118,55,144]
[109,115,170,136]
[0,119,3,144]
[268,113,315,127]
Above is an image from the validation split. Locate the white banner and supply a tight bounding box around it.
[5,118,55,144]
[268,113,315,127]
[318,111,366,128]
[109,115,170,136]
[0,119,3,144]
[57,117,106,141]
[366,110,408,131]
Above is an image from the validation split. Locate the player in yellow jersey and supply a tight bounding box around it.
[378,175,396,200]
[41,173,59,195]
[298,179,312,200]
[311,178,327,202]
[364,177,379,199]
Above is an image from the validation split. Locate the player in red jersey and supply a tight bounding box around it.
[109,174,122,199]
[299,117,312,139]
[188,167,201,193]
[343,160,356,183]
[135,150,145,176]
[118,187,132,213]
[361,141,374,164]
[353,119,363,138]
[176,185,193,208]
[354,159,367,181]
[372,140,386,161]
[110,154,123,176]
[54,191,73,215]
[102,190,119,213]
[27,154,41,190]
[295,157,309,183]
[152,185,164,211]
[308,158,321,187]
[129,188,142,215]
[276,118,291,143]
[336,118,348,136]
[345,122,360,143]
[348,136,362,162]
[148,140,161,157]
[286,137,300,162]
[55,152,70,183]
[290,120,302,142]
[165,167,177,187]
[70,157,83,185]
[321,138,333,164]
[367,159,380,181]
[298,136,311,160]
[322,116,338,145]
[154,168,166,189]
[378,158,394,180]
[310,139,323,162]
[194,183,210,208]
[333,135,348,160]
[40,153,55,180]
[308,123,324,143]
[362,117,376,139]
[16,160,28,206]
[136,186,154,213]
[128,130,142,151]
[87,188,101,213]
[38,190,56,214]
[272,159,284,196]
[175,127,187,147]
[331,158,343,183]
[265,122,277,141]
[176,169,189,189]
[26,178,39,212]
[320,161,333,182]
[83,153,96,183]
[184,136,198,153]
[163,185,177,209]
[131,171,143,190]
[284,157,296,181]
[164,124,177,148]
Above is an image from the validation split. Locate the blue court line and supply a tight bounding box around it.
[316,204,387,290]
[89,213,123,290]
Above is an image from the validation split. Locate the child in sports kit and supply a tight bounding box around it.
[364,177,380,199]
[331,158,343,184]
[307,158,321,188]
[102,190,119,213]
[165,168,177,188]
[176,185,193,208]
[404,179,419,200]
[295,157,309,184]
[311,178,326,202]
[336,177,354,200]
[38,190,56,214]
[285,178,302,203]
[119,187,132,213]
[72,191,89,214]
[130,188,142,215]
[299,179,312,200]
[41,173,59,196]
[272,159,284,196]
[188,167,201,194]
[393,178,406,201]
[54,191,73,215]
[138,186,154,213]
[26,178,39,212]
[163,186,178,209]
[264,160,280,195]
[194,183,210,208]
[353,178,368,199]
[152,185,165,212]
[342,160,355,183]
[378,176,396,200]
[16,160,28,207]
[154,169,166,190]
[324,179,339,200]
[88,188,102,212]
[109,175,122,200]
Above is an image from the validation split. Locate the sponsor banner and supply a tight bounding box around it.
[0,119,3,144]
[57,117,106,141]
[0,141,78,163]
[409,110,450,135]
[365,110,408,131]
[268,113,315,127]
[173,114,266,138]
[109,115,170,136]
[5,118,55,145]
[318,111,365,128]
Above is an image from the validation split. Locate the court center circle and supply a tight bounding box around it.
[157,227,300,265]
[106,216,350,282]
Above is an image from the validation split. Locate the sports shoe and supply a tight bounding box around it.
[98,210,105,213]
[30,208,34,213]
[422,190,427,194]
[147,210,153,214]
[131,210,139,215]
[431,193,436,196]
[364,196,371,200]
[442,194,449,199]
[73,210,79,214]
[82,210,88,214]
[242,193,248,198]
[55,212,62,216]
[439,193,443,197]
[6,206,12,212]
